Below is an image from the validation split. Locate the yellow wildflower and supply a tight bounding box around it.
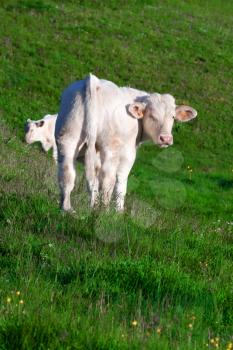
[131,320,138,326]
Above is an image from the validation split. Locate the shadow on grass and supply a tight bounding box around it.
[217,178,233,189]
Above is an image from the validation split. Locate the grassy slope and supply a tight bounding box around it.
[0,0,232,349]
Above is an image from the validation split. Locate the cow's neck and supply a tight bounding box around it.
[136,119,151,145]
[136,119,145,145]
[42,136,52,148]
[137,118,156,145]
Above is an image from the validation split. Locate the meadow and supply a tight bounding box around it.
[0,0,232,349]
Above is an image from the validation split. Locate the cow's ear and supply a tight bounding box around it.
[27,119,32,123]
[127,102,147,119]
[36,120,45,127]
[175,105,197,122]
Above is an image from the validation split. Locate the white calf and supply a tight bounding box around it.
[25,114,58,162]
[55,74,197,212]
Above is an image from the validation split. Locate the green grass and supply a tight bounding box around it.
[0,0,233,349]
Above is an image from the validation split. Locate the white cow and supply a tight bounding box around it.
[25,114,58,162]
[55,74,197,212]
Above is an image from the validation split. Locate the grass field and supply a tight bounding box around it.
[0,0,233,349]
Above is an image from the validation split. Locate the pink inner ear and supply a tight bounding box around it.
[134,105,143,118]
[175,105,197,122]
[176,107,196,122]
[179,110,191,120]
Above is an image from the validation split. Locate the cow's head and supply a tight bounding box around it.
[128,94,197,147]
[25,119,45,144]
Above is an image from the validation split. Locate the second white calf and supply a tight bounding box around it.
[25,114,58,162]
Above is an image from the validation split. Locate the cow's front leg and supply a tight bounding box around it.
[52,143,58,163]
[90,151,101,207]
[99,151,118,207]
[115,148,136,212]
[85,148,101,207]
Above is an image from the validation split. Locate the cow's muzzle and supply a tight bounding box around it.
[159,134,173,147]
[25,135,33,144]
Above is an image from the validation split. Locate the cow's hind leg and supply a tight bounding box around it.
[58,143,77,212]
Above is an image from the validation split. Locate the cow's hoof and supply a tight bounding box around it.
[116,209,124,214]
[61,207,76,214]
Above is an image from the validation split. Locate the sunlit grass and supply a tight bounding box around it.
[0,0,232,349]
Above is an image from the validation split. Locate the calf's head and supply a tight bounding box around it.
[25,119,45,144]
[128,94,197,147]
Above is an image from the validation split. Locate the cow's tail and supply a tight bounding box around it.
[85,73,101,193]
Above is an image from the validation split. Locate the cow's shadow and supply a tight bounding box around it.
[217,178,233,189]
[206,174,233,190]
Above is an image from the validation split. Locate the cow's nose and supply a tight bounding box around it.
[160,135,173,145]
